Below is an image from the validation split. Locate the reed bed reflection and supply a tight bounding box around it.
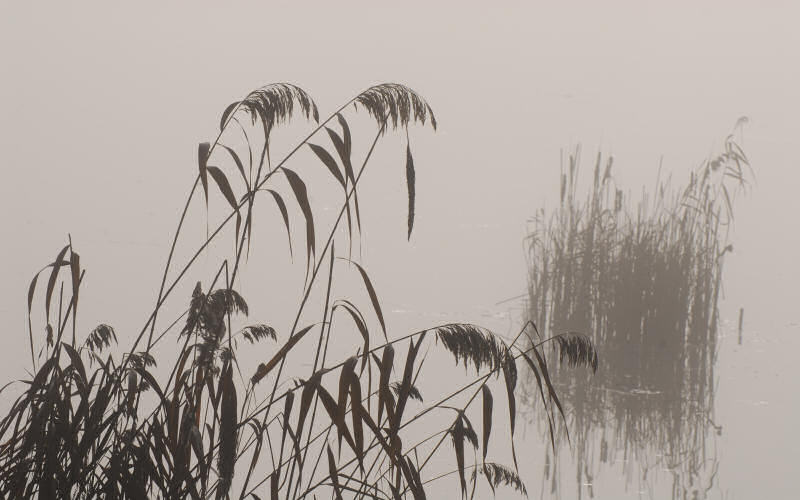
[523,130,750,499]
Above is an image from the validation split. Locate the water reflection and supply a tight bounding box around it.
[521,142,748,499]
[525,349,721,499]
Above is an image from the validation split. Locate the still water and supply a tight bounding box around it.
[511,313,798,500]
[2,4,799,498]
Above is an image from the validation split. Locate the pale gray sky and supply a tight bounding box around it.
[1,2,798,498]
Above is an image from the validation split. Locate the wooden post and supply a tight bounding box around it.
[738,307,744,345]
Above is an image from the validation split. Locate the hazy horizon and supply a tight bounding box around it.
[1,3,798,498]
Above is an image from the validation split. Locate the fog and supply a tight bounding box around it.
[1,2,798,498]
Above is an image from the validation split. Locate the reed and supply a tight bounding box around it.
[522,130,750,498]
[0,83,596,499]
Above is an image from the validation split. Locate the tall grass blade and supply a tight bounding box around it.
[308,143,345,187]
[264,189,293,257]
[451,414,467,498]
[406,142,415,239]
[217,362,238,499]
[45,245,70,326]
[481,385,493,463]
[199,142,210,208]
[281,167,315,285]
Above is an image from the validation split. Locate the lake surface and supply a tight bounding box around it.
[514,310,799,499]
[1,4,799,498]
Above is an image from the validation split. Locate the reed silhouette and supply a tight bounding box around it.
[0,83,597,499]
[522,130,750,499]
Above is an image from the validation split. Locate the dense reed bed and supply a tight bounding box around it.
[523,132,750,498]
[0,83,597,499]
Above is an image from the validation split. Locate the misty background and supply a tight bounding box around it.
[1,2,798,498]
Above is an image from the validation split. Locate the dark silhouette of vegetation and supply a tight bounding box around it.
[0,83,597,499]
[522,129,750,498]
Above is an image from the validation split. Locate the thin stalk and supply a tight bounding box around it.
[125,95,358,375]
[256,118,387,446]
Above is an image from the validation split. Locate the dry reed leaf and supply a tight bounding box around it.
[377,345,395,425]
[281,167,315,284]
[406,142,415,240]
[481,385,493,463]
[217,362,237,499]
[308,143,345,187]
[264,189,293,257]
